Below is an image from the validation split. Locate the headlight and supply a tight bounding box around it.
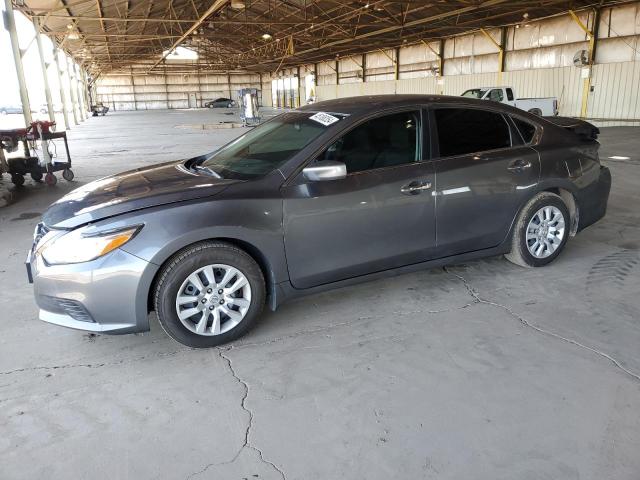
[40,225,142,265]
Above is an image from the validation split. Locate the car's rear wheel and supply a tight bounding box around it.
[154,241,265,348]
[505,192,570,267]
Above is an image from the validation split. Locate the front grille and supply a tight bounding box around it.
[39,296,95,323]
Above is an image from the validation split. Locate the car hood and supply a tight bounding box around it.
[43,159,239,229]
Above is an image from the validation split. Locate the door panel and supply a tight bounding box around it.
[282,161,436,289]
[430,107,540,256]
[434,146,540,256]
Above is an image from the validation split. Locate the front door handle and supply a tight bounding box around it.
[401,181,432,195]
[507,159,532,172]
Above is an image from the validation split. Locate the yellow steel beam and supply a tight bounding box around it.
[569,9,596,118]
[480,28,504,85]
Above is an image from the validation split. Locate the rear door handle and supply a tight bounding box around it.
[401,181,432,195]
[507,159,532,172]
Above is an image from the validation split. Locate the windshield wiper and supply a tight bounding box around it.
[192,165,222,178]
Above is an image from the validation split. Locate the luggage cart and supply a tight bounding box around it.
[0,121,73,186]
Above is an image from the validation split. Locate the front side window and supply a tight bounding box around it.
[434,108,511,157]
[489,89,504,102]
[317,111,420,174]
[201,112,343,179]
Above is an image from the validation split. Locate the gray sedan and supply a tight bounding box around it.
[27,95,611,347]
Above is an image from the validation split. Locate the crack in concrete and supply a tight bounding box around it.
[0,349,187,376]
[233,302,473,351]
[443,266,640,383]
[185,348,286,480]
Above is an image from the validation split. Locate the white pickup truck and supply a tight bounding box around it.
[461,86,558,116]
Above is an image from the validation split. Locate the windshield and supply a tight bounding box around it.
[461,88,489,99]
[200,112,343,179]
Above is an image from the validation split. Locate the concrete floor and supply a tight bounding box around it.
[1,109,639,480]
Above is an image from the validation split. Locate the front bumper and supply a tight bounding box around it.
[29,247,158,334]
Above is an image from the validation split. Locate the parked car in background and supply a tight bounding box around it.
[462,86,558,116]
[27,95,610,348]
[0,104,23,115]
[91,103,109,116]
[205,97,236,108]
[39,103,63,114]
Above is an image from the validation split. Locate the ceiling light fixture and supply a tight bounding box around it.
[66,23,80,40]
[262,33,272,40]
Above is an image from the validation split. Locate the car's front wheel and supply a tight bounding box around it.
[505,192,570,267]
[154,241,265,348]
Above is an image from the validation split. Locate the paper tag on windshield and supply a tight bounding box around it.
[309,112,340,127]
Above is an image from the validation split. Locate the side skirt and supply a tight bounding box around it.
[270,242,512,310]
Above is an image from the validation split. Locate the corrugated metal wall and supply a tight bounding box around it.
[590,62,640,120]
[96,72,261,111]
[315,3,640,121]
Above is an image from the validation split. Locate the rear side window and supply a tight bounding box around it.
[506,88,514,101]
[434,108,511,157]
[512,117,537,143]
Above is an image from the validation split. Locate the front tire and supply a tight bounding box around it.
[154,241,265,348]
[505,192,570,267]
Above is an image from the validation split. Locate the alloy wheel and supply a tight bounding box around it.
[175,264,251,336]
[526,206,565,259]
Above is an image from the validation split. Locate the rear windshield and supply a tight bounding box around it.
[461,88,488,99]
[200,112,344,179]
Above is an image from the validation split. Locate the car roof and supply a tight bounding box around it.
[297,94,517,116]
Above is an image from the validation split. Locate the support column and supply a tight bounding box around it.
[499,27,507,79]
[164,64,169,109]
[335,60,339,85]
[66,56,79,125]
[130,66,137,111]
[75,63,86,119]
[480,28,505,85]
[53,47,70,130]
[569,9,600,118]
[313,62,318,97]
[4,0,32,125]
[33,18,55,123]
[196,61,202,107]
[82,69,91,112]
[296,66,301,107]
[362,54,366,82]
[422,40,444,94]
[394,47,400,81]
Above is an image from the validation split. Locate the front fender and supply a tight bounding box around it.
[94,196,289,288]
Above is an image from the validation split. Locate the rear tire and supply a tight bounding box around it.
[154,241,265,348]
[505,192,570,267]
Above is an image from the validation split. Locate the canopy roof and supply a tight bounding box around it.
[17,0,611,75]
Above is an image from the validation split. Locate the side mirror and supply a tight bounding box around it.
[302,160,347,182]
